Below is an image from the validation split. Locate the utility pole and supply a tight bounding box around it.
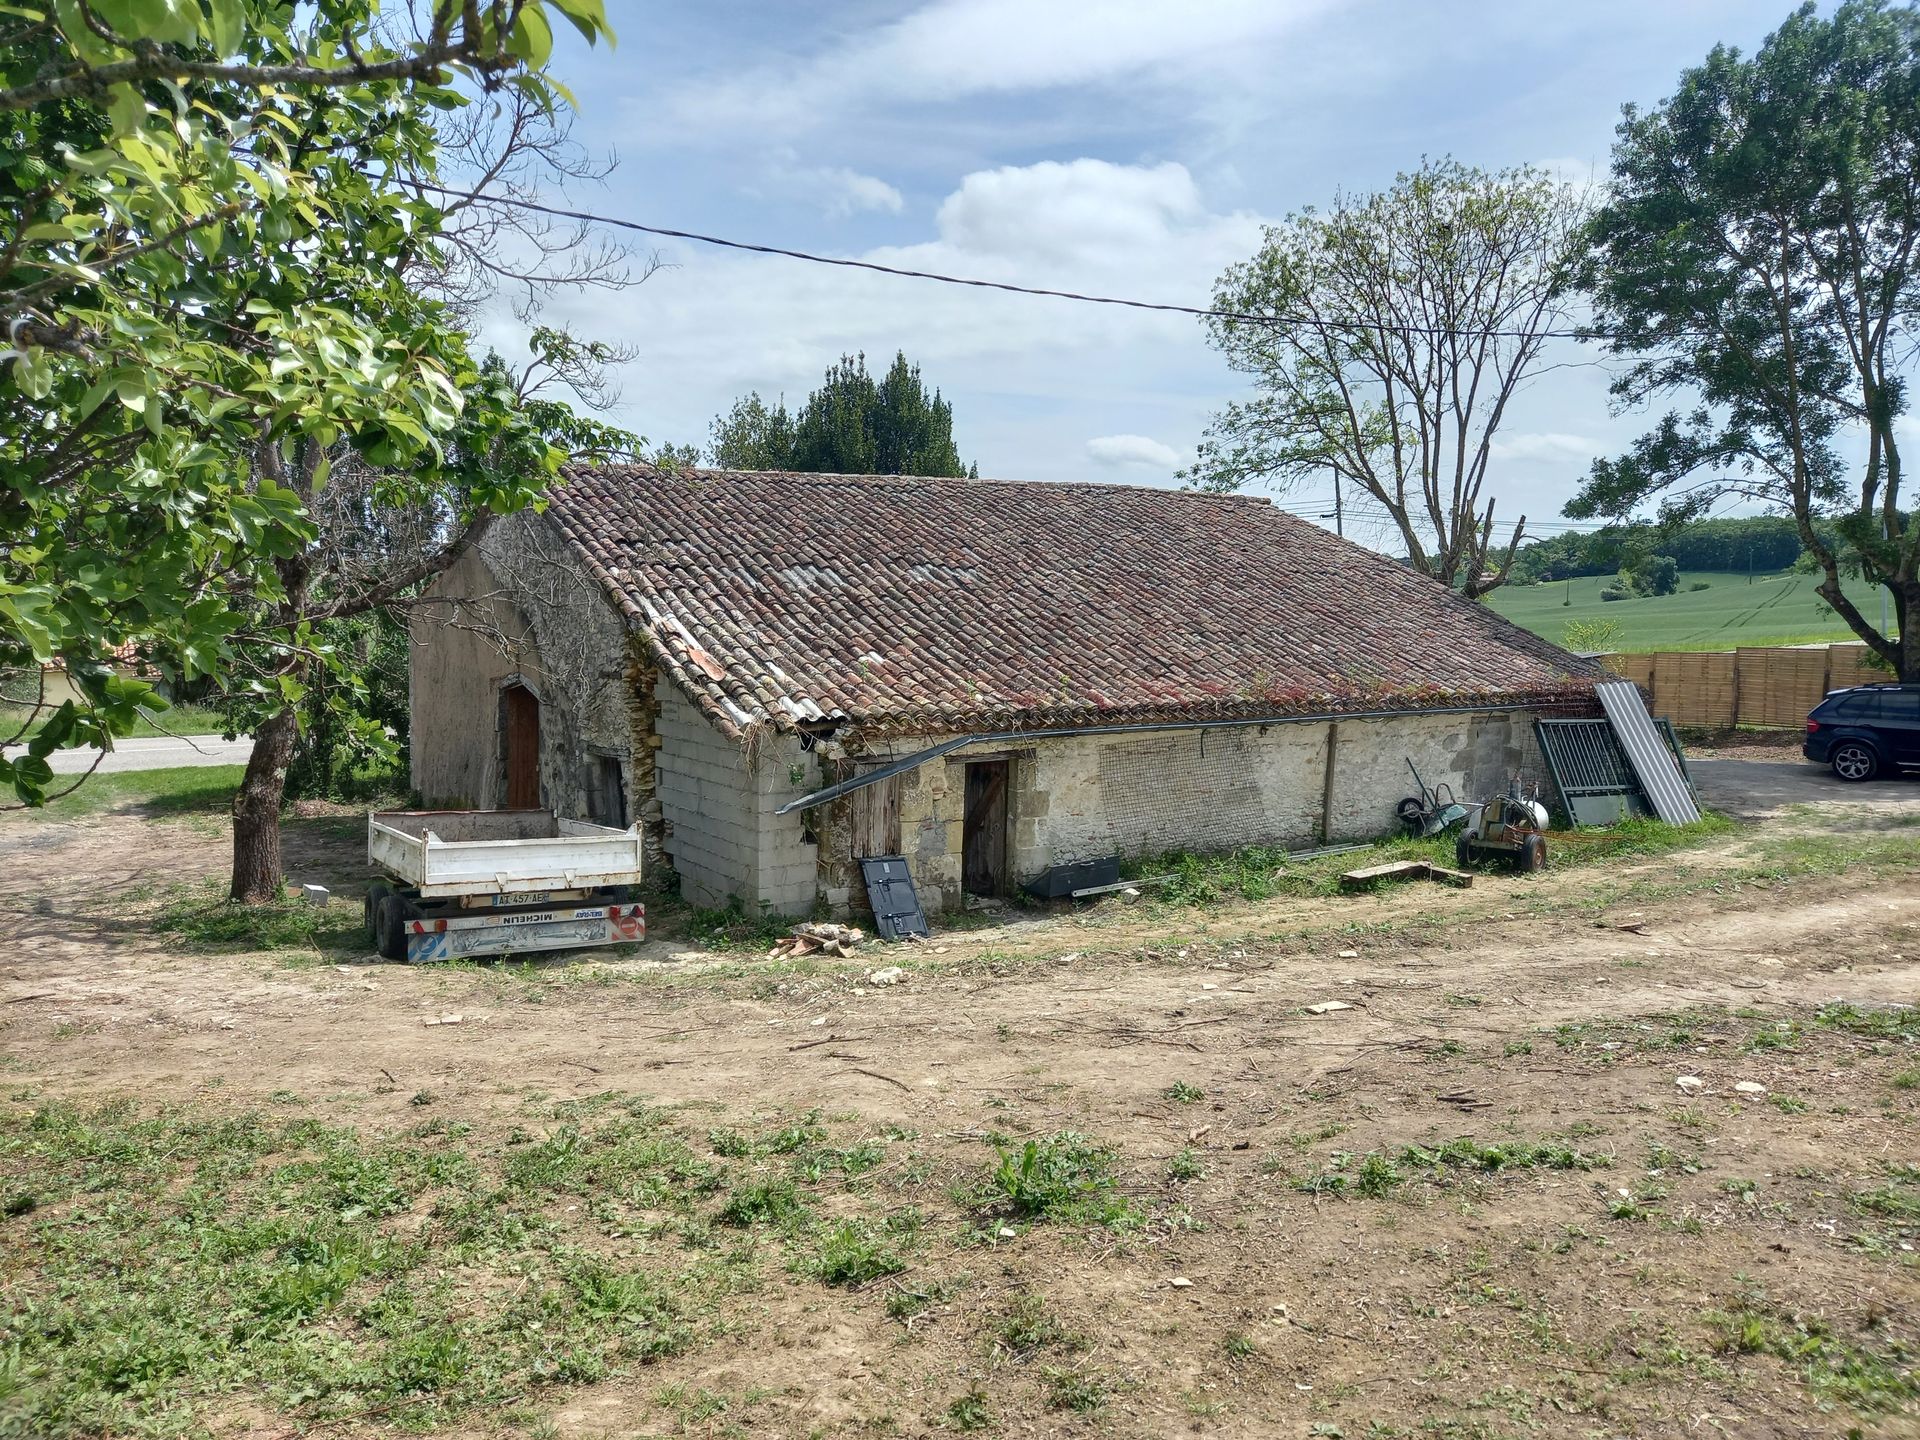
[1332,470,1344,539]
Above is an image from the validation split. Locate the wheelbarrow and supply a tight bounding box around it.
[1395,758,1472,838]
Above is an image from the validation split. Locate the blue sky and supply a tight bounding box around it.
[503,0,1803,548]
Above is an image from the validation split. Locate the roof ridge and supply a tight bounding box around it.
[561,461,1273,505]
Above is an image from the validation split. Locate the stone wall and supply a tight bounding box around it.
[409,512,637,824]
[408,546,530,808]
[822,709,1547,916]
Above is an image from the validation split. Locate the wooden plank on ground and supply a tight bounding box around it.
[1339,859,1476,892]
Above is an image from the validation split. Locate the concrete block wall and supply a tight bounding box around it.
[653,683,820,915]
[654,684,761,909]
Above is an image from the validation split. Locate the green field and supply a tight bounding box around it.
[1486,569,1891,652]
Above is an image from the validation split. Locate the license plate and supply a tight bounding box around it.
[460,889,589,909]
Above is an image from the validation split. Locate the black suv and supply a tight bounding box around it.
[1804,683,1920,781]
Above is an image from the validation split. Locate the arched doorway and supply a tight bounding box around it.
[500,682,541,809]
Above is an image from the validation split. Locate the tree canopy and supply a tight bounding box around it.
[708,351,975,477]
[0,0,613,811]
[1570,0,1920,676]
[1185,158,1588,597]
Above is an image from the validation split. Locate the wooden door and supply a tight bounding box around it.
[850,773,901,858]
[962,759,1008,896]
[503,685,540,809]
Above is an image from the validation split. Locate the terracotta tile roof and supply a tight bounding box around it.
[544,464,1600,739]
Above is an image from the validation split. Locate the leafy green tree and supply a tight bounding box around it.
[1185,159,1588,597]
[1638,555,1681,597]
[708,352,973,476]
[0,0,616,896]
[710,393,799,470]
[1571,0,1920,676]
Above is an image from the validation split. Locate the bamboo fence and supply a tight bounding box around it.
[1604,642,1889,729]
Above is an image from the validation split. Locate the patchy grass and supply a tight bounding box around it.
[155,881,364,956]
[1708,1303,1919,1413]
[995,1293,1083,1359]
[1141,814,1738,907]
[1,701,235,743]
[1295,1136,1611,1198]
[681,898,794,952]
[14,763,246,819]
[0,1096,931,1436]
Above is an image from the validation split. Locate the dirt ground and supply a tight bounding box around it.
[3,775,1919,1439]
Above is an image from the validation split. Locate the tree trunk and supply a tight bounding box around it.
[230,702,299,902]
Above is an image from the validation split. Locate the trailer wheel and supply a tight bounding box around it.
[1521,835,1548,873]
[363,881,393,940]
[1455,834,1475,870]
[375,893,412,963]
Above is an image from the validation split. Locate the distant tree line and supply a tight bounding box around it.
[1506,516,1827,584]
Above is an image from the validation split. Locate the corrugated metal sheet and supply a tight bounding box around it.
[1596,680,1701,824]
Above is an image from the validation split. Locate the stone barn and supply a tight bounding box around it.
[408,464,1600,917]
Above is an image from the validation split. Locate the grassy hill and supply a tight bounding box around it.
[1484,569,1890,652]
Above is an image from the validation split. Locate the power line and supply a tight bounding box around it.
[415,181,1647,345]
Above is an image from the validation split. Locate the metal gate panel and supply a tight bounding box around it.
[1596,680,1703,824]
[1535,719,1647,827]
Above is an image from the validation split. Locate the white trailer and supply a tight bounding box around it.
[363,809,645,963]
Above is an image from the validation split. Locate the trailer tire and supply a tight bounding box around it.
[375,893,412,963]
[364,881,393,940]
[1455,835,1474,870]
[1521,835,1548,873]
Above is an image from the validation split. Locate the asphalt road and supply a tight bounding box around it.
[1690,754,1920,818]
[2,734,254,775]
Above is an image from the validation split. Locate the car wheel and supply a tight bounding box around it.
[1831,741,1879,783]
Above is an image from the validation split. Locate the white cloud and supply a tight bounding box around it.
[525,157,1269,482]
[1489,431,1600,465]
[1086,434,1183,471]
[648,0,1342,145]
[935,159,1202,264]
[811,168,905,218]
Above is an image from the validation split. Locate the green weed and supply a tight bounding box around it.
[717,1176,807,1228]
[1708,1306,1917,1412]
[987,1132,1135,1226]
[1042,1368,1109,1414]
[946,1389,995,1431]
[996,1293,1081,1358]
[1166,1148,1204,1182]
[804,1218,906,1287]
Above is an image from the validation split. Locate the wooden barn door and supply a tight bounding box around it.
[962,759,1009,897]
[850,773,901,858]
[502,684,541,809]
